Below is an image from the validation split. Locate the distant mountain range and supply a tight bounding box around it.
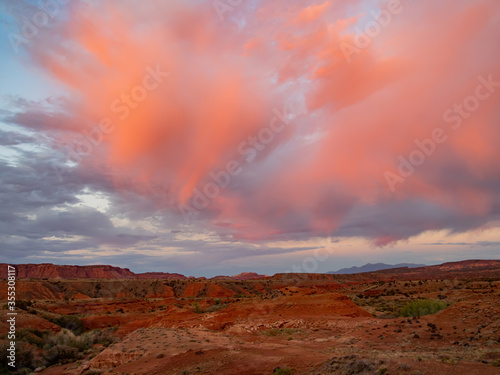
[327,262,427,274]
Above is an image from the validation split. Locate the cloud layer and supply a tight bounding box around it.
[1,0,499,272]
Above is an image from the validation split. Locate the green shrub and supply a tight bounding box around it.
[47,315,84,335]
[18,329,46,348]
[43,345,80,366]
[27,328,44,338]
[273,366,293,374]
[87,329,116,348]
[0,342,38,372]
[193,303,201,314]
[400,299,447,317]
[45,328,116,352]
[44,329,77,348]
[204,303,228,313]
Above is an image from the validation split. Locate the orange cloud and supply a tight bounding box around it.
[15,0,500,245]
[294,2,330,25]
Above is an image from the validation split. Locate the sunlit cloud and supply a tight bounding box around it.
[0,0,499,275]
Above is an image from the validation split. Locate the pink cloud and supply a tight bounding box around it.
[12,0,500,245]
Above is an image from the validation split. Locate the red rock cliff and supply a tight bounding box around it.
[0,263,137,279]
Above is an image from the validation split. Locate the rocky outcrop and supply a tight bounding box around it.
[231,272,268,280]
[135,272,187,280]
[374,259,500,278]
[0,264,187,280]
[0,263,136,279]
[213,272,267,280]
[0,263,267,281]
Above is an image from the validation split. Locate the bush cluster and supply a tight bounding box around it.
[46,315,84,335]
[0,327,117,373]
[400,299,447,317]
[44,329,116,353]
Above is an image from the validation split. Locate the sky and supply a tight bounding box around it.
[0,0,499,277]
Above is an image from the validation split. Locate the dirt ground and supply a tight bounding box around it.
[1,266,499,374]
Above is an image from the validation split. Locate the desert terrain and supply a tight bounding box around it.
[1,260,499,375]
